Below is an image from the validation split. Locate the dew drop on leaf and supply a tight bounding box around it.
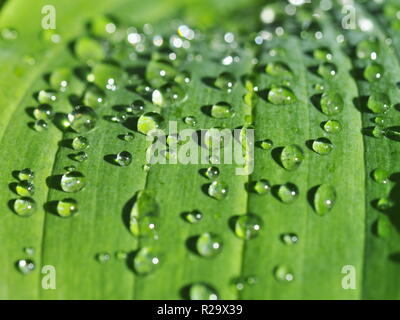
[205,166,220,180]
[214,72,236,92]
[280,145,304,170]
[281,233,299,245]
[16,259,35,274]
[234,214,263,240]
[278,183,299,203]
[196,232,223,258]
[33,104,53,120]
[323,120,342,133]
[16,181,35,197]
[274,265,294,282]
[184,210,203,224]
[317,62,337,78]
[184,116,197,126]
[265,61,292,78]
[372,168,389,184]
[133,247,160,275]
[208,181,229,200]
[320,92,343,116]
[13,197,36,217]
[253,179,271,195]
[18,168,34,181]
[37,89,57,104]
[137,112,163,135]
[96,252,111,264]
[314,184,336,215]
[189,283,218,300]
[367,93,391,114]
[210,102,235,119]
[68,106,98,133]
[61,171,86,193]
[376,215,391,239]
[57,198,78,218]
[72,136,89,151]
[268,86,297,105]
[312,138,333,155]
[364,63,384,82]
[33,119,48,132]
[49,67,71,90]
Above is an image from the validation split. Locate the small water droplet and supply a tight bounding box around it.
[313,47,333,62]
[33,119,48,132]
[320,92,343,116]
[356,39,379,59]
[364,63,384,82]
[152,83,186,106]
[16,259,35,274]
[274,265,294,282]
[205,166,220,179]
[259,139,273,150]
[281,233,299,245]
[72,136,89,151]
[68,106,98,133]
[377,197,393,210]
[18,168,34,181]
[367,93,391,114]
[372,168,389,184]
[265,61,293,78]
[196,232,223,258]
[142,164,151,172]
[116,151,132,166]
[23,247,35,255]
[374,117,385,126]
[130,190,159,238]
[314,184,336,215]
[278,183,299,203]
[16,181,35,196]
[57,198,78,218]
[121,132,135,142]
[234,214,263,240]
[184,210,203,224]
[137,112,163,135]
[50,67,72,90]
[372,125,385,138]
[268,86,297,105]
[37,89,57,104]
[13,197,36,217]
[184,116,197,126]
[280,145,304,170]
[133,247,160,275]
[214,72,236,92]
[323,120,342,133]
[61,171,86,193]
[33,105,53,120]
[253,179,271,195]
[189,283,218,300]
[83,85,105,108]
[376,215,391,239]
[208,181,229,200]
[96,252,111,263]
[312,138,333,155]
[317,62,337,78]
[115,251,128,260]
[210,102,235,119]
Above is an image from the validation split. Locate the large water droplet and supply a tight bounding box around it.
[320,92,343,116]
[16,181,35,197]
[278,183,299,203]
[367,93,391,114]
[68,106,98,133]
[72,136,89,151]
[116,151,132,167]
[280,145,304,171]
[314,184,336,215]
[208,181,229,200]
[13,197,36,217]
[234,214,263,240]
[61,171,86,193]
[268,86,296,105]
[137,112,163,135]
[133,247,160,275]
[205,166,220,180]
[196,232,223,258]
[312,138,333,155]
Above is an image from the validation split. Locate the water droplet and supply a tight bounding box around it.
[16,181,35,196]
[133,247,160,275]
[37,89,57,104]
[142,164,151,172]
[281,233,299,245]
[364,63,384,82]
[50,67,71,90]
[259,139,273,150]
[88,63,122,90]
[372,126,385,138]
[18,168,34,181]
[131,100,145,115]
[116,151,132,166]
[184,116,197,126]
[278,183,299,203]
[313,47,333,62]
[130,190,159,238]
[121,132,134,142]
[72,136,89,151]
[314,184,336,215]
[16,259,35,274]
[175,71,192,85]
[152,83,186,106]
[205,166,220,180]
[214,72,236,92]
[268,86,296,105]
[210,102,235,119]
[234,214,263,240]
[374,117,385,126]
[68,106,98,133]
[320,92,343,116]
[323,120,342,133]
[57,198,78,218]
[372,168,389,184]
[1,27,18,40]
[33,119,48,132]
[65,165,77,172]
[367,93,391,114]
[317,62,337,78]
[265,62,293,78]
[83,86,105,108]
[184,210,203,224]
[13,197,36,217]
[312,138,333,155]
[74,36,105,64]
[137,112,163,135]
[280,145,304,170]
[33,105,53,120]
[253,179,271,195]
[189,283,218,300]
[376,215,391,239]
[90,16,116,37]
[74,151,89,162]
[96,252,111,263]
[274,265,294,282]
[115,251,128,260]
[208,181,229,200]
[196,232,223,258]
[146,60,177,87]
[23,247,35,255]
[377,197,393,210]
[61,171,86,193]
